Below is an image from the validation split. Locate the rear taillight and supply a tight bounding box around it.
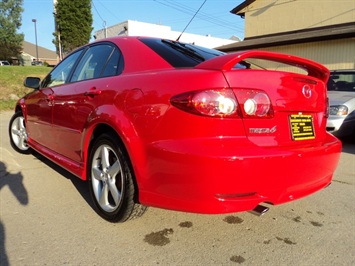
[234,89,273,118]
[171,88,273,118]
[171,89,239,117]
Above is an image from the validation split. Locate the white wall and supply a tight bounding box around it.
[95,20,238,49]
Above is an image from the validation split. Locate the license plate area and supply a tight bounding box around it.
[289,114,315,140]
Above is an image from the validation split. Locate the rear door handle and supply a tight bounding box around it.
[46,94,54,101]
[84,87,102,97]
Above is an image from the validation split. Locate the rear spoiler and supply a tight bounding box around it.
[195,50,330,83]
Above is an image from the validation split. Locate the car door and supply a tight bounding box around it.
[25,49,83,150]
[51,43,122,163]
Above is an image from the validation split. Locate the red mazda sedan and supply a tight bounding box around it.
[9,37,341,222]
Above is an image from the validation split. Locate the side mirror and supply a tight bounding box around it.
[24,77,41,90]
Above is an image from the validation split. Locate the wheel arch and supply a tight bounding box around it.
[13,100,29,127]
[82,120,147,203]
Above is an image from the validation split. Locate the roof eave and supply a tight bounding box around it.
[217,22,355,52]
[230,0,256,18]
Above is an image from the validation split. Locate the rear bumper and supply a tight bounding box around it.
[139,133,342,214]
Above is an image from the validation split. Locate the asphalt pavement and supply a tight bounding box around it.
[1,110,354,265]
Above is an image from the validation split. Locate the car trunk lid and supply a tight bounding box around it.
[196,51,330,147]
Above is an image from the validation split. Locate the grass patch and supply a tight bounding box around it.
[0,99,17,111]
[0,66,51,110]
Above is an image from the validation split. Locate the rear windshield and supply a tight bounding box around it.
[139,38,308,73]
[328,72,355,92]
[140,38,224,68]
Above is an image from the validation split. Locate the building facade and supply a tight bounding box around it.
[218,0,355,70]
[94,20,238,49]
[21,41,59,66]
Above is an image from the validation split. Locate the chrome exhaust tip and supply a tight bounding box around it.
[249,204,269,216]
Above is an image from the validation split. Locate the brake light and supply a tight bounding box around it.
[234,89,273,118]
[171,88,273,118]
[170,89,239,117]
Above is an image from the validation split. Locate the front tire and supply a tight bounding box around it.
[88,133,146,222]
[9,111,31,154]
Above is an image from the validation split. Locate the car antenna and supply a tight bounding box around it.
[176,0,207,42]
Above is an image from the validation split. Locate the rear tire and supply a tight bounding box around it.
[9,111,31,154]
[87,133,146,222]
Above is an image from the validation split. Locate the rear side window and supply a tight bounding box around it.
[71,44,118,82]
[101,48,123,77]
[140,38,223,68]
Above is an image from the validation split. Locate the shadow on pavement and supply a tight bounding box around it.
[31,152,94,209]
[340,136,355,155]
[0,161,28,266]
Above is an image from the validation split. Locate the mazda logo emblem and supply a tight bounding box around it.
[302,85,312,99]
